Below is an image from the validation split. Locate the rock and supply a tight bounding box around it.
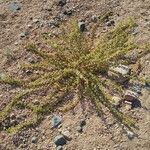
[106,20,115,26]
[132,27,139,35]
[28,56,38,64]
[14,41,19,45]
[126,104,132,110]
[108,64,130,83]
[111,65,130,76]
[10,119,17,125]
[33,19,39,23]
[32,99,40,105]
[130,84,142,94]
[112,96,121,106]
[57,124,62,129]
[9,2,21,11]
[78,21,86,32]
[41,135,46,140]
[76,126,82,133]
[57,0,66,6]
[10,113,15,119]
[61,129,72,141]
[31,136,38,143]
[127,130,135,140]
[63,10,72,16]
[49,19,59,28]
[79,119,86,127]
[25,69,32,75]
[91,15,97,23]
[51,115,62,128]
[20,32,28,38]
[124,90,139,102]
[57,146,63,150]
[124,101,132,110]
[2,119,11,129]
[54,135,66,146]
[27,24,32,28]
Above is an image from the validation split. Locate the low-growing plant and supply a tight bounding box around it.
[0,18,149,134]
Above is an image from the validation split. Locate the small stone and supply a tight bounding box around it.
[63,10,72,16]
[132,27,139,35]
[111,65,130,76]
[41,136,46,140]
[127,130,135,140]
[33,19,39,23]
[61,129,72,141]
[79,119,86,127]
[20,32,28,38]
[76,126,82,133]
[28,57,37,64]
[54,135,66,146]
[31,137,38,143]
[49,19,59,28]
[124,90,139,101]
[91,15,97,23]
[130,84,142,94]
[10,113,15,119]
[124,102,132,110]
[57,124,62,129]
[112,96,121,106]
[57,146,63,150]
[57,0,66,6]
[10,119,17,125]
[27,24,32,28]
[108,64,130,83]
[9,2,21,11]
[14,42,19,45]
[106,20,115,26]
[25,70,32,74]
[51,115,62,128]
[78,21,86,32]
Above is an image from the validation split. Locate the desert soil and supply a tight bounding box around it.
[0,0,150,150]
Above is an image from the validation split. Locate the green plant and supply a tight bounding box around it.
[0,18,149,134]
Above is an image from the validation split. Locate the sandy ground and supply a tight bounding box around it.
[0,0,150,150]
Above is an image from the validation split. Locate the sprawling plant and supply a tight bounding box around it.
[0,19,149,133]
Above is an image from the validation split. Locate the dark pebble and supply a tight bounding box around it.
[54,135,67,146]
